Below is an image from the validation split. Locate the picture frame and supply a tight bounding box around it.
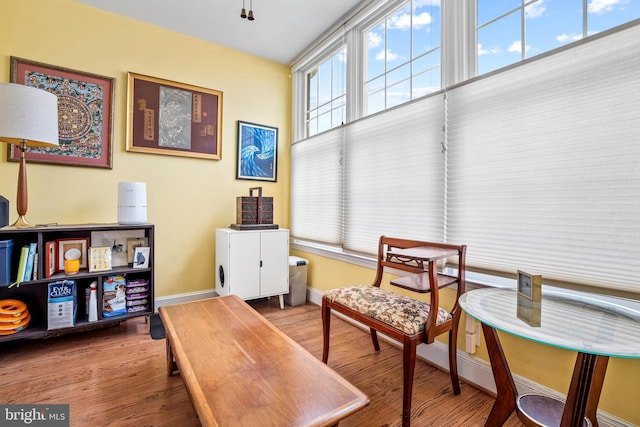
[517,270,542,302]
[132,247,150,269]
[126,237,149,263]
[9,57,115,169]
[91,229,145,267]
[57,238,89,272]
[126,72,223,160]
[88,247,112,273]
[236,121,278,182]
[44,241,56,278]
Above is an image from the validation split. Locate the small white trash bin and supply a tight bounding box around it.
[285,256,308,306]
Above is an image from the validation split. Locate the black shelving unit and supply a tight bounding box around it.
[0,223,154,342]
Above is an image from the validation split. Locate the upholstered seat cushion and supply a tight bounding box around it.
[324,285,451,335]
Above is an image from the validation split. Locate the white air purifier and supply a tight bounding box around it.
[118,182,147,224]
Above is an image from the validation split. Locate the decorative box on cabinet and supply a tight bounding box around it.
[0,223,154,342]
[216,228,289,309]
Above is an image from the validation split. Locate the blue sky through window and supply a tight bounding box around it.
[366,0,441,114]
[478,0,640,75]
[308,0,639,135]
[365,0,639,108]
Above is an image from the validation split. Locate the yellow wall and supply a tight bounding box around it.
[294,250,640,425]
[0,0,291,297]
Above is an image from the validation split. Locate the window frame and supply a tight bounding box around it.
[360,0,444,116]
[291,1,640,296]
[304,45,348,138]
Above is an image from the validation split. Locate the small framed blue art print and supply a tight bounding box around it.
[236,121,278,182]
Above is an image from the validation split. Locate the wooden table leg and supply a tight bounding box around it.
[322,298,331,363]
[482,323,518,427]
[561,353,609,427]
[166,336,177,376]
[585,355,608,427]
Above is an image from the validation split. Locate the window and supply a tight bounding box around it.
[291,0,640,293]
[365,0,441,115]
[305,47,346,137]
[477,0,640,76]
[446,22,640,293]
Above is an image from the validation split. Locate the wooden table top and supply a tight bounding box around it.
[159,295,369,427]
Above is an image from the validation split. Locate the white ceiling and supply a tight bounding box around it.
[74,0,368,65]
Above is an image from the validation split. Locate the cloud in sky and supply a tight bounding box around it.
[556,33,583,43]
[388,11,433,30]
[508,40,530,54]
[588,0,627,14]
[525,0,547,18]
[368,31,383,49]
[376,49,400,62]
[478,44,501,56]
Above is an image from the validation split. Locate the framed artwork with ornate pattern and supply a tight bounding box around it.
[9,57,114,168]
[126,72,223,160]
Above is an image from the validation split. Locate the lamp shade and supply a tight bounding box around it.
[0,83,59,147]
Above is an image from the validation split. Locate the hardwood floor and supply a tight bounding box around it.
[0,298,523,426]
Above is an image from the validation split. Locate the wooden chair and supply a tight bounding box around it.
[321,236,467,427]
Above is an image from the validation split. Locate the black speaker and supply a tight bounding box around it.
[0,196,8,227]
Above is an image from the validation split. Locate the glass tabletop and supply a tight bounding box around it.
[459,288,640,358]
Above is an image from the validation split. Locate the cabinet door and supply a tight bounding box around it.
[229,232,261,299]
[259,230,289,297]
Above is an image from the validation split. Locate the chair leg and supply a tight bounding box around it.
[449,318,461,395]
[370,328,381,351]
[322,298,331,363]
[402,336,418,427]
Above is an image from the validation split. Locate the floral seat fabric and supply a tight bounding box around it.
[324,285,451,335]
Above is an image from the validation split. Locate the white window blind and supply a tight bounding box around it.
[446,23,640,292]
[290,128,344,245]
[344,94,446,254]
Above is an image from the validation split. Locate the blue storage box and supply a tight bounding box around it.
[0,239,14,286]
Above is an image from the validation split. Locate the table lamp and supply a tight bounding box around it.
[0,83,59,228]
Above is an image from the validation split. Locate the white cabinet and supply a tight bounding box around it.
[216,228,289,308]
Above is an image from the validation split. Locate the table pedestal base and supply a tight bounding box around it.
[482,324,608,427]
[518,395,591,427]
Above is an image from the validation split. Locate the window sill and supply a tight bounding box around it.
[291,238,514,290]
[291,239,640,311]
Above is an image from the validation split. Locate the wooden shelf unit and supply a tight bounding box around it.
[0,223,154,342]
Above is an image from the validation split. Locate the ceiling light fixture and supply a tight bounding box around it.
[248,0,255,21]
[240,0,254,21]
[240,0,247,18]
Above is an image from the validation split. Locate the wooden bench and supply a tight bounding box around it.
[321,236,466,427]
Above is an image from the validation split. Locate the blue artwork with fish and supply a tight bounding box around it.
[238,121,277,181]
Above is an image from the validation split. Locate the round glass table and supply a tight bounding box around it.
[459,287,640,427]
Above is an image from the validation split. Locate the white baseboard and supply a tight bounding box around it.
[154,289,218,311]
[308,288,632,427]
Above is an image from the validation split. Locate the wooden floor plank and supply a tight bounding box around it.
[0,298,522,426]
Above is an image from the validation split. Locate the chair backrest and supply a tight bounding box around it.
[370,236,467,342]
[372,236,465,285]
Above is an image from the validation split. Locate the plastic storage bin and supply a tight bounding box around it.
[0,239,14,286]
[285,256,308,306]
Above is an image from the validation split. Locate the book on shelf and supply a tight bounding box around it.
[32,253,39,280]
[15,245,29,283]
[23,242,37,282]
